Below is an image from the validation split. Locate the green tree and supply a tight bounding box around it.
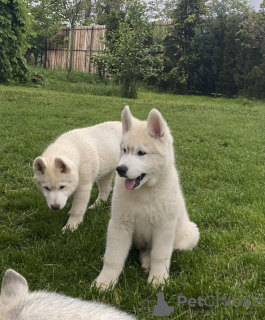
[188,0,256,97]
[92,0,127,25]
[161,0,206,93]
[25,0,63,66]
[188,22,218,94]
[0,0,29,83]
[51,0,91,77]
[93,0,165,98]
[236,0,265,99]
[209,0,252,97]
[159,0,263,98]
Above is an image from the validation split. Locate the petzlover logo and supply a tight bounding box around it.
[144,292,174,317]
[144,292,263,318]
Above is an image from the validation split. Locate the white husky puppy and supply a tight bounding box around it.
[0,269,136,320]
[95,106,199,288]
[33,122,122,232]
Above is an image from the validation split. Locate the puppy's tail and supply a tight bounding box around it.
[174,221,199,251]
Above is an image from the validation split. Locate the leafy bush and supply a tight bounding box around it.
[0,0,29,83]
[243,65,265,100]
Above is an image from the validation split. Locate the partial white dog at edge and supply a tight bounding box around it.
[95,106,199,289]
[0,269,136,320]
[33,122,122,233]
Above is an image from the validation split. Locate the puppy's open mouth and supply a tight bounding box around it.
[125,174,146,190]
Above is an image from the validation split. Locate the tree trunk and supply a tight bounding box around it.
[121,77,138,99]
[34,50,38,66]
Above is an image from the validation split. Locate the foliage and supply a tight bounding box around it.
[91,0,127,25]
[188,23,218,94]
[50,0,92,78]
[235,1,265,99]
[25,1,126,66]
[22,0,264,99]
[206,0,251,97]
[25,0,63,66]
[92,0,165,99]
[25,1,92,73]
[50,0,91,26]
[159,0,207,94]
[242,65,265,100]
[159,0,264,99]
[0,0,30,83]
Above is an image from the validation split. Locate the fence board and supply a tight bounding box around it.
[46,25,106,73]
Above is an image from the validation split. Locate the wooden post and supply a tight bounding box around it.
[88,26,93,74]
[44,40,47,68]
[67,24,75,78]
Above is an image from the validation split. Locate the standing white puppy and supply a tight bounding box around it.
[95,106,199,288]
[33,122,122,232]
[0,269,136,320]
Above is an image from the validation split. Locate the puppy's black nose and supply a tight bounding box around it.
[51,204,60,210]
[116,165,128,177]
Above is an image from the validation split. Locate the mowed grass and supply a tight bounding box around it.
[0,82,264,320]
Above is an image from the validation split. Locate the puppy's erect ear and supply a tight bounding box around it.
[1,269,28,302]
[147,109,167,139]
[121,105,133,134]
[33,157,46,175]
[54,157,70,174]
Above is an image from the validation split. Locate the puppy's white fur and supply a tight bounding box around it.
[33,122,122,232]
[0,269,135,320]
[95,106,199,288]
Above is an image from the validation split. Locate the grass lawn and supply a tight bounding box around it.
[0,78,264,319]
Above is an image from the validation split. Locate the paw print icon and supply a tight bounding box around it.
[221,296,231,306]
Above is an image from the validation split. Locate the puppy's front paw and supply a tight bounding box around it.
[93,274,117,291]
[88,196,102,209]
[88,202,99,210]
[62,216,83,233]
[148,272,168,287]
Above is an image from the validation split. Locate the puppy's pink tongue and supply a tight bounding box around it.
[125,179,136,190]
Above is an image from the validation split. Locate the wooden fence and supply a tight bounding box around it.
[45,21,172,74]
[45,25,106,74]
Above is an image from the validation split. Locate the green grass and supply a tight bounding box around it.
[0,81,264,320]
[29,67,122,97]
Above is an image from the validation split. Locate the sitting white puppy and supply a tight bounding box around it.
[0,269,136,320]
[95,106,199,289]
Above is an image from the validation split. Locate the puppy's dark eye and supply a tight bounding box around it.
[138,150,146,156]
[123,149,126,153]
[44,187,51,191]
[60,186,65,190]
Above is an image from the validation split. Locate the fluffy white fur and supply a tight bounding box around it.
[33,122,122,232]
[0,269,136,320]
[95,106,199,289]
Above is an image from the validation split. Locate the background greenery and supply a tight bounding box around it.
[0,77,264,319]
[0,0,29,83]
[2,0,264,99]
[158,0,265,99]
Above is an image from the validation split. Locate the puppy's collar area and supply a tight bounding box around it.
[125,173,146,190]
